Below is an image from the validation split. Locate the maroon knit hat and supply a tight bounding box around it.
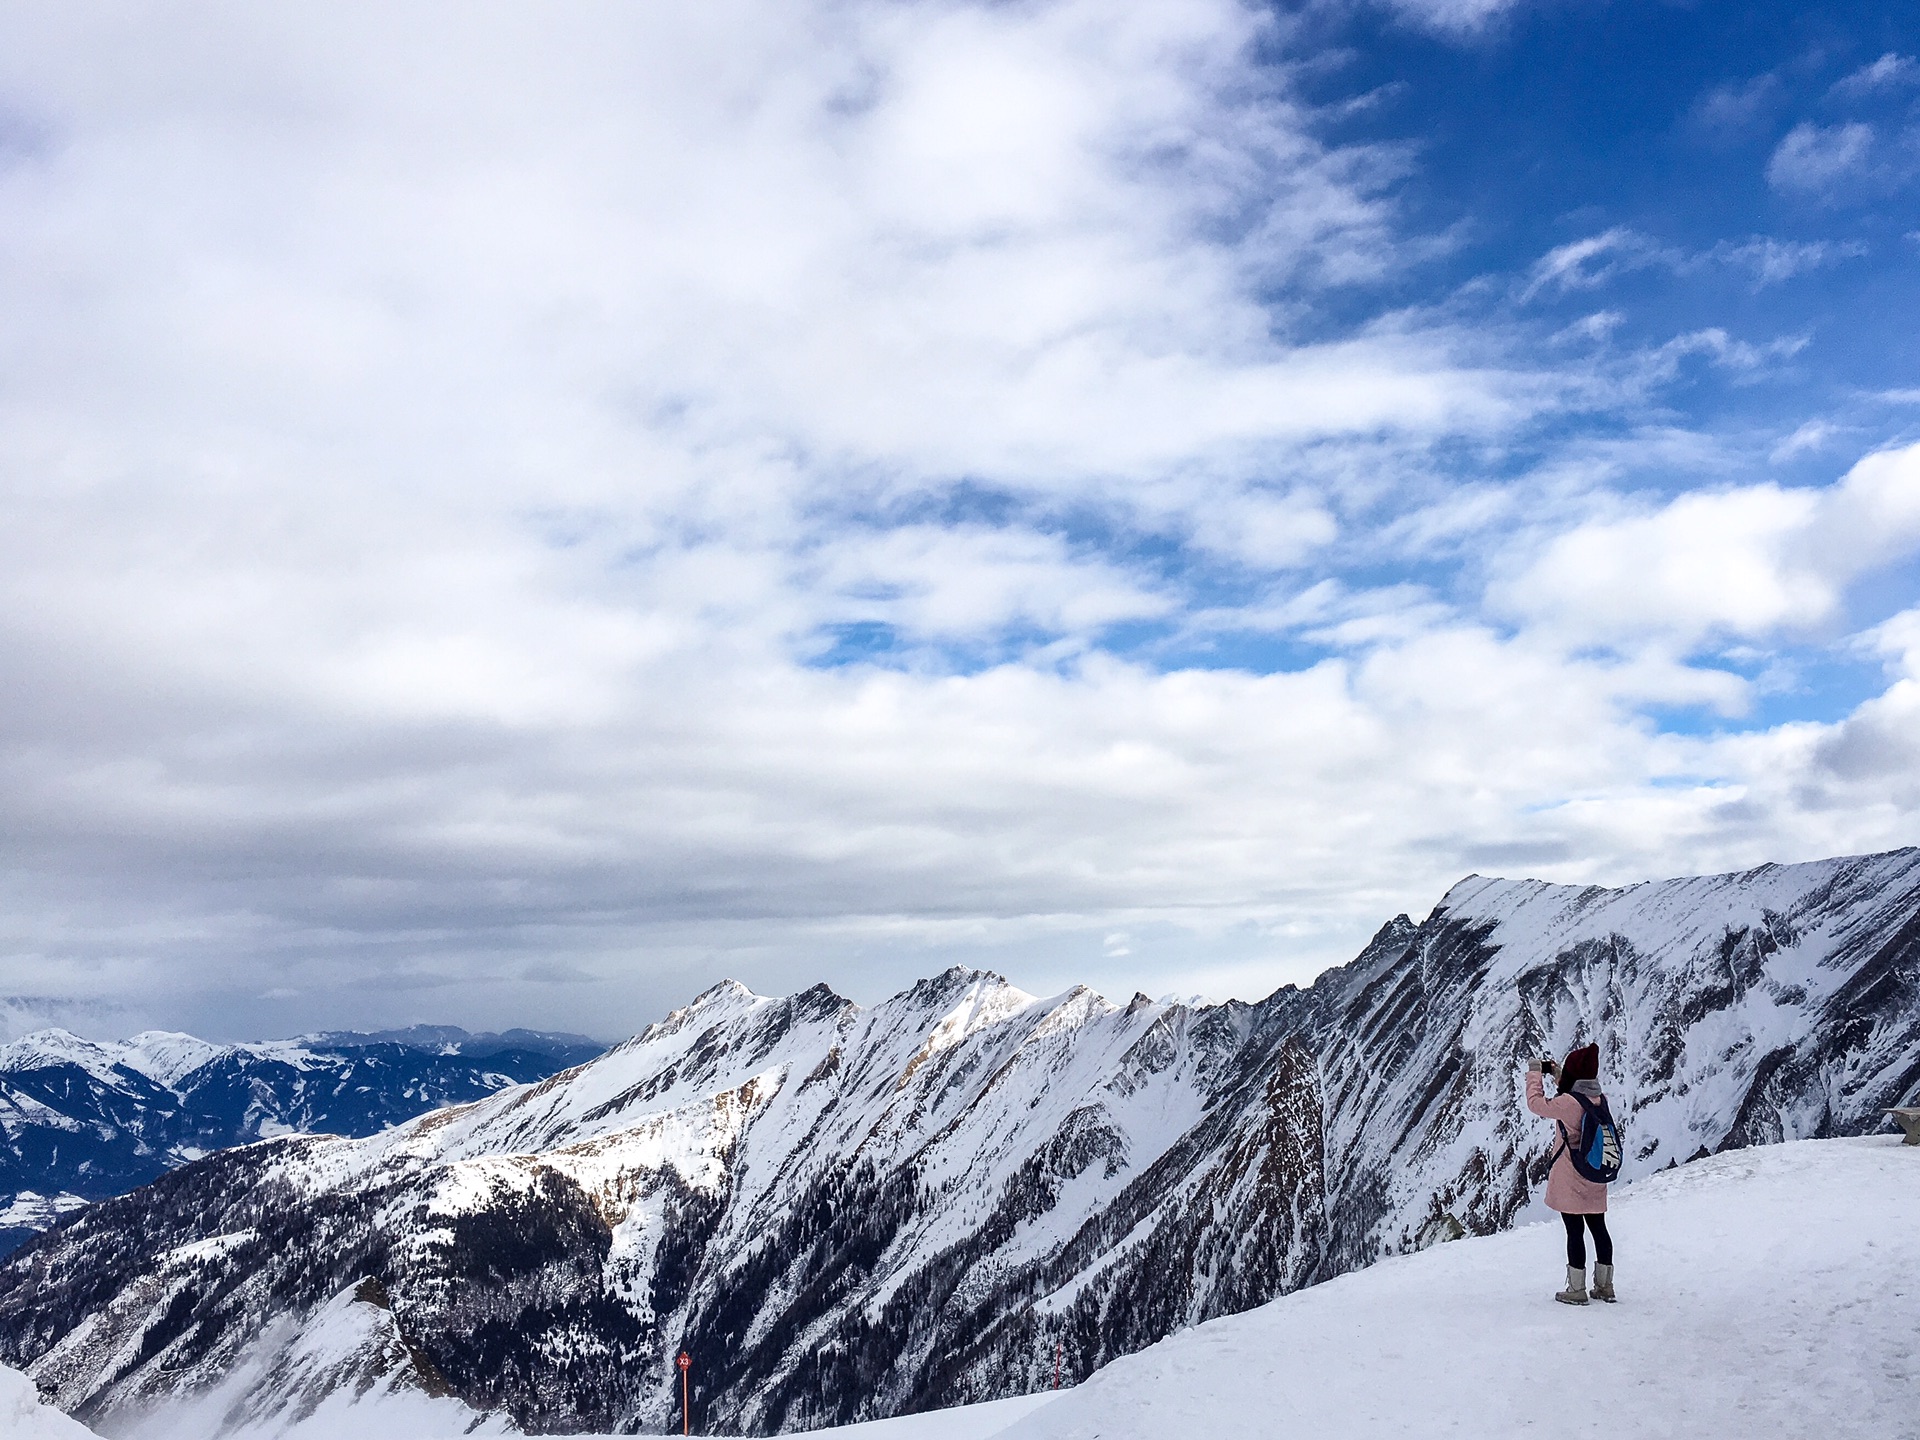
[1559,1043,1600,1085]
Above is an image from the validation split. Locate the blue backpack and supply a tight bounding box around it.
[1556,1093,1623,1184]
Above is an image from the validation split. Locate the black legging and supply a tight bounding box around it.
[1562,1213,1612,1267]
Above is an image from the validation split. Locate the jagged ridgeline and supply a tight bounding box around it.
[2,850,1917,1436]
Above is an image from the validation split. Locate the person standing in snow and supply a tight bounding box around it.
[1526,1044,1615,1306]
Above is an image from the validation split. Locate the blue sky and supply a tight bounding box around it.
[0,0,1917,1040]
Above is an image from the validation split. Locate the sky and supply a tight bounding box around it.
[1,0,1918,1043]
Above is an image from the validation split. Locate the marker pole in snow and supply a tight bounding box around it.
[677,1351,691,1436]
[1053,1340,1061,1389]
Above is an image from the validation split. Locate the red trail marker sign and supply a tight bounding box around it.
[677,1351,692,1436]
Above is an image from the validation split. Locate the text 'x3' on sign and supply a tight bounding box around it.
[677,1353,691,1371]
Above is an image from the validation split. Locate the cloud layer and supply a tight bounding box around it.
[1,1,1918,1038]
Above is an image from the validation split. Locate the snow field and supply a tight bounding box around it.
[997,1136,1919,1440]
[0,1367,94,1439]
[778,1392,1058,1440]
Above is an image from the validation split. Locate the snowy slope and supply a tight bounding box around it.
[0,1369,1053,1440]
[0,1287,510,1440]
[1,849,1915,1437]
[0,1364,95,1439]
[177,1137,1910,1440]
[95,1281,516,1440]
[994,1137,1918,1440]
[792,1393,1058,1440]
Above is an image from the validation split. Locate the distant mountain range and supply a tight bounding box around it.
[1,848,1916,1437]
[0,1025,603,1255]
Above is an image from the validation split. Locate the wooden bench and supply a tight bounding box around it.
[1888,1108,1920,1146]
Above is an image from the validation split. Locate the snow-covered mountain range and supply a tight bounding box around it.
[1,848,1915,1437]
[6,1135,1912,1440]
[0,1027,602,1255]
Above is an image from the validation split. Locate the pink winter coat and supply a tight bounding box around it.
[1526,1070,1608,1214]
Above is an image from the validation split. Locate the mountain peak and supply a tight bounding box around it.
[624,978,770,1049]
[904,964,1009,998]
[684,977,763,1014]
[119,1032,226,1089]
[0,1029,128,1085]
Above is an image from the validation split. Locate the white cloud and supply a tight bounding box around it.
[1769,420,1840,463]
[1689,74,1781,137]
[1555,310,1625,344]
[1646,327,1808,379]
[1524,228,1664,298]
[1372,0,1525,34]
[1182,489,1340,569]
[808,525,1174,645]
[1526,229,1860,299]
[1767,121,1875,194]
[1857,606,1920,680]
[1492,441,1920,648]
[1494,485,1829,645]
[1809,605,1920,795]
[1830,53,1919,99]
[1707,236,1864,286]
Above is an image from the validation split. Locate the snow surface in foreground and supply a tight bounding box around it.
[1001,1136,1917,1440]
[777,1393,1057,1440]
[7,1137,1912,1439]
[0,1368,93,1439]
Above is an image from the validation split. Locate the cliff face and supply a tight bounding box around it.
[1308,851,1920,1264]
[1,849,1915,1436]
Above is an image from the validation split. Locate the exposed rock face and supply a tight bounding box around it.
[2,849,1916,1436]
[0,1027,602,1256]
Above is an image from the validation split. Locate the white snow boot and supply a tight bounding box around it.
[1555,1265,1589,1306]
[1591,1263,1616,1303]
